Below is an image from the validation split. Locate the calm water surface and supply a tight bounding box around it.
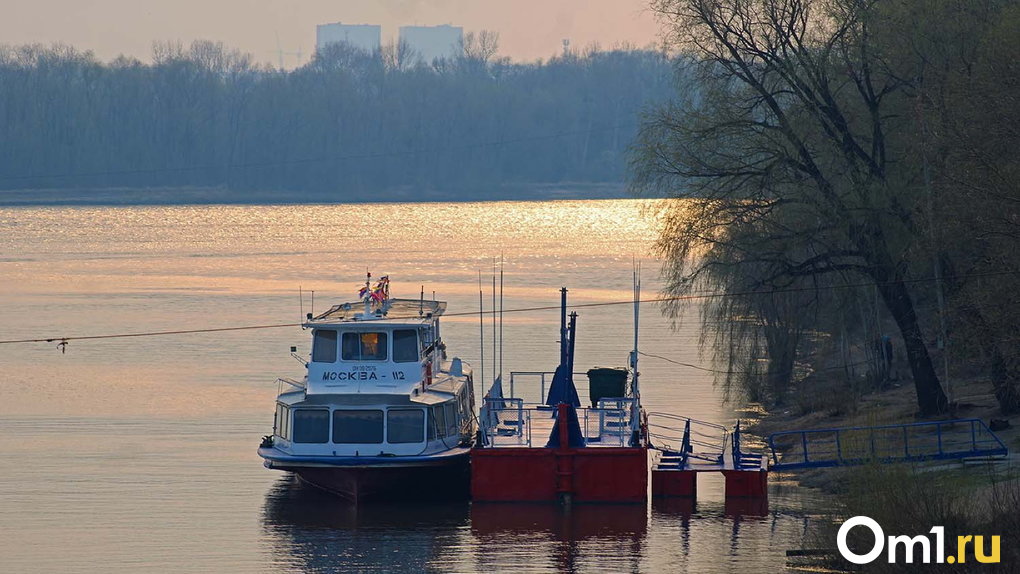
[0,200,820,572]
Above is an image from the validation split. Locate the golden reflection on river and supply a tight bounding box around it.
[0,199,820,572]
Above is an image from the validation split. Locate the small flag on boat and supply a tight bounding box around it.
[360,275,390,303]
[371,276,390,303]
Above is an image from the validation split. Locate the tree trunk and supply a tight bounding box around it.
[989,350,1020,415]
[764,323,798,406]
[959,303,1020,414]
[874,276,949,415]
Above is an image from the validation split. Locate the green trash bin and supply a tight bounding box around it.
[586,367,628,407]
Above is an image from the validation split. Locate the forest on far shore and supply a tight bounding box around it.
[0,37,674,201]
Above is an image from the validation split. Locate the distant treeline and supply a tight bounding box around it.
[0,39,674,199]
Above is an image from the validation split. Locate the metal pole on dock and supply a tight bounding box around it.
[559,287,568,366]
[632,263,641,400]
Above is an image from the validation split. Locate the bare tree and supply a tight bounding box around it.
[634,0,950,414]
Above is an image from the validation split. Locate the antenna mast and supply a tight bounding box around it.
[492,259,497,385]
[478,271,485,400]
[499,254,504,383]
[559,287,568,365]
[631,261,641,401]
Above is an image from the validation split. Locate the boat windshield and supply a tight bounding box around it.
[392,329,418,363]
[341,332,388,361]
[333,410,384,444]
[311,330,338,363]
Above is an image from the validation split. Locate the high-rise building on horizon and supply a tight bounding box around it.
[316,23,381,53]
[399,24,463,63]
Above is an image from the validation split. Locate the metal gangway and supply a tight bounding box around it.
[767,418,1009,471]
[649,415,766,472]
[649,415,768,499]
[648,412,727,470]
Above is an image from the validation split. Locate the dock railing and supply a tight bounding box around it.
[508,371,595,404]
[647,412,727,467]
[480,397,639,448]
[767,418,1008,470]
[481,397,530,446]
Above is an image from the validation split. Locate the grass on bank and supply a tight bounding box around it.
[746,358,1020,571]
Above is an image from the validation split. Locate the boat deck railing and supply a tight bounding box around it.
[480,397,638,448]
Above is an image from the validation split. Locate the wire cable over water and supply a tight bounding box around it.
[0,268,1017,347]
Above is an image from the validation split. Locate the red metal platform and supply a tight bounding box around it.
[472,403,648,503]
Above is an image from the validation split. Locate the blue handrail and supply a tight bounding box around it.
[768,418,1008,470]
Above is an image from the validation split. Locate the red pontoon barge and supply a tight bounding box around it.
[471,287,650,503]
[470,283,770,507]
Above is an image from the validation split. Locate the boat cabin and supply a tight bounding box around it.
[270,298,474,458]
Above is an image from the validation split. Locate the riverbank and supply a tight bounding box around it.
[0,182,635,207]
[751,368,1020,570]
[751,371,1020,494]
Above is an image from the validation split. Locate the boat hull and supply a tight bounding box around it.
[259,447,470,502]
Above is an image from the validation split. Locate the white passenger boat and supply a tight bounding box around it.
[258,276,476,501]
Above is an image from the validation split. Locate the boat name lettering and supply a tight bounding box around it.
[352,365,377,372]
[321,371,380,381]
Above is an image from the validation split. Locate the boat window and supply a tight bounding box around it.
[420,327,435,351]
[392,329,419,363]
[432,405,447,438]
[311,330,338,363]
[387,409,425,443]
[341,332,388,361]
[445,402,458,436]
[292,409,329,443]
[332,410,384,444]
[275,403,291,440]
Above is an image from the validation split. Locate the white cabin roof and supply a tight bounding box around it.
[306,298,446,327]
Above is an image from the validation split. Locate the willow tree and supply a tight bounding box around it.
[633,0,950,414]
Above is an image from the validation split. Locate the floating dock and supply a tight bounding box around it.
[468,287,770,505]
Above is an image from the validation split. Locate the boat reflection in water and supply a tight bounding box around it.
[262,476,650,572]
[471,502,647,572]
[470,502,647,540]
[262,475,471,572]
[262,474,811,572]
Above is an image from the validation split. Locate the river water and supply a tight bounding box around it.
[0,200,820,572]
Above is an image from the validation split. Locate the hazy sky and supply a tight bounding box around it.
[4,1,662,66]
